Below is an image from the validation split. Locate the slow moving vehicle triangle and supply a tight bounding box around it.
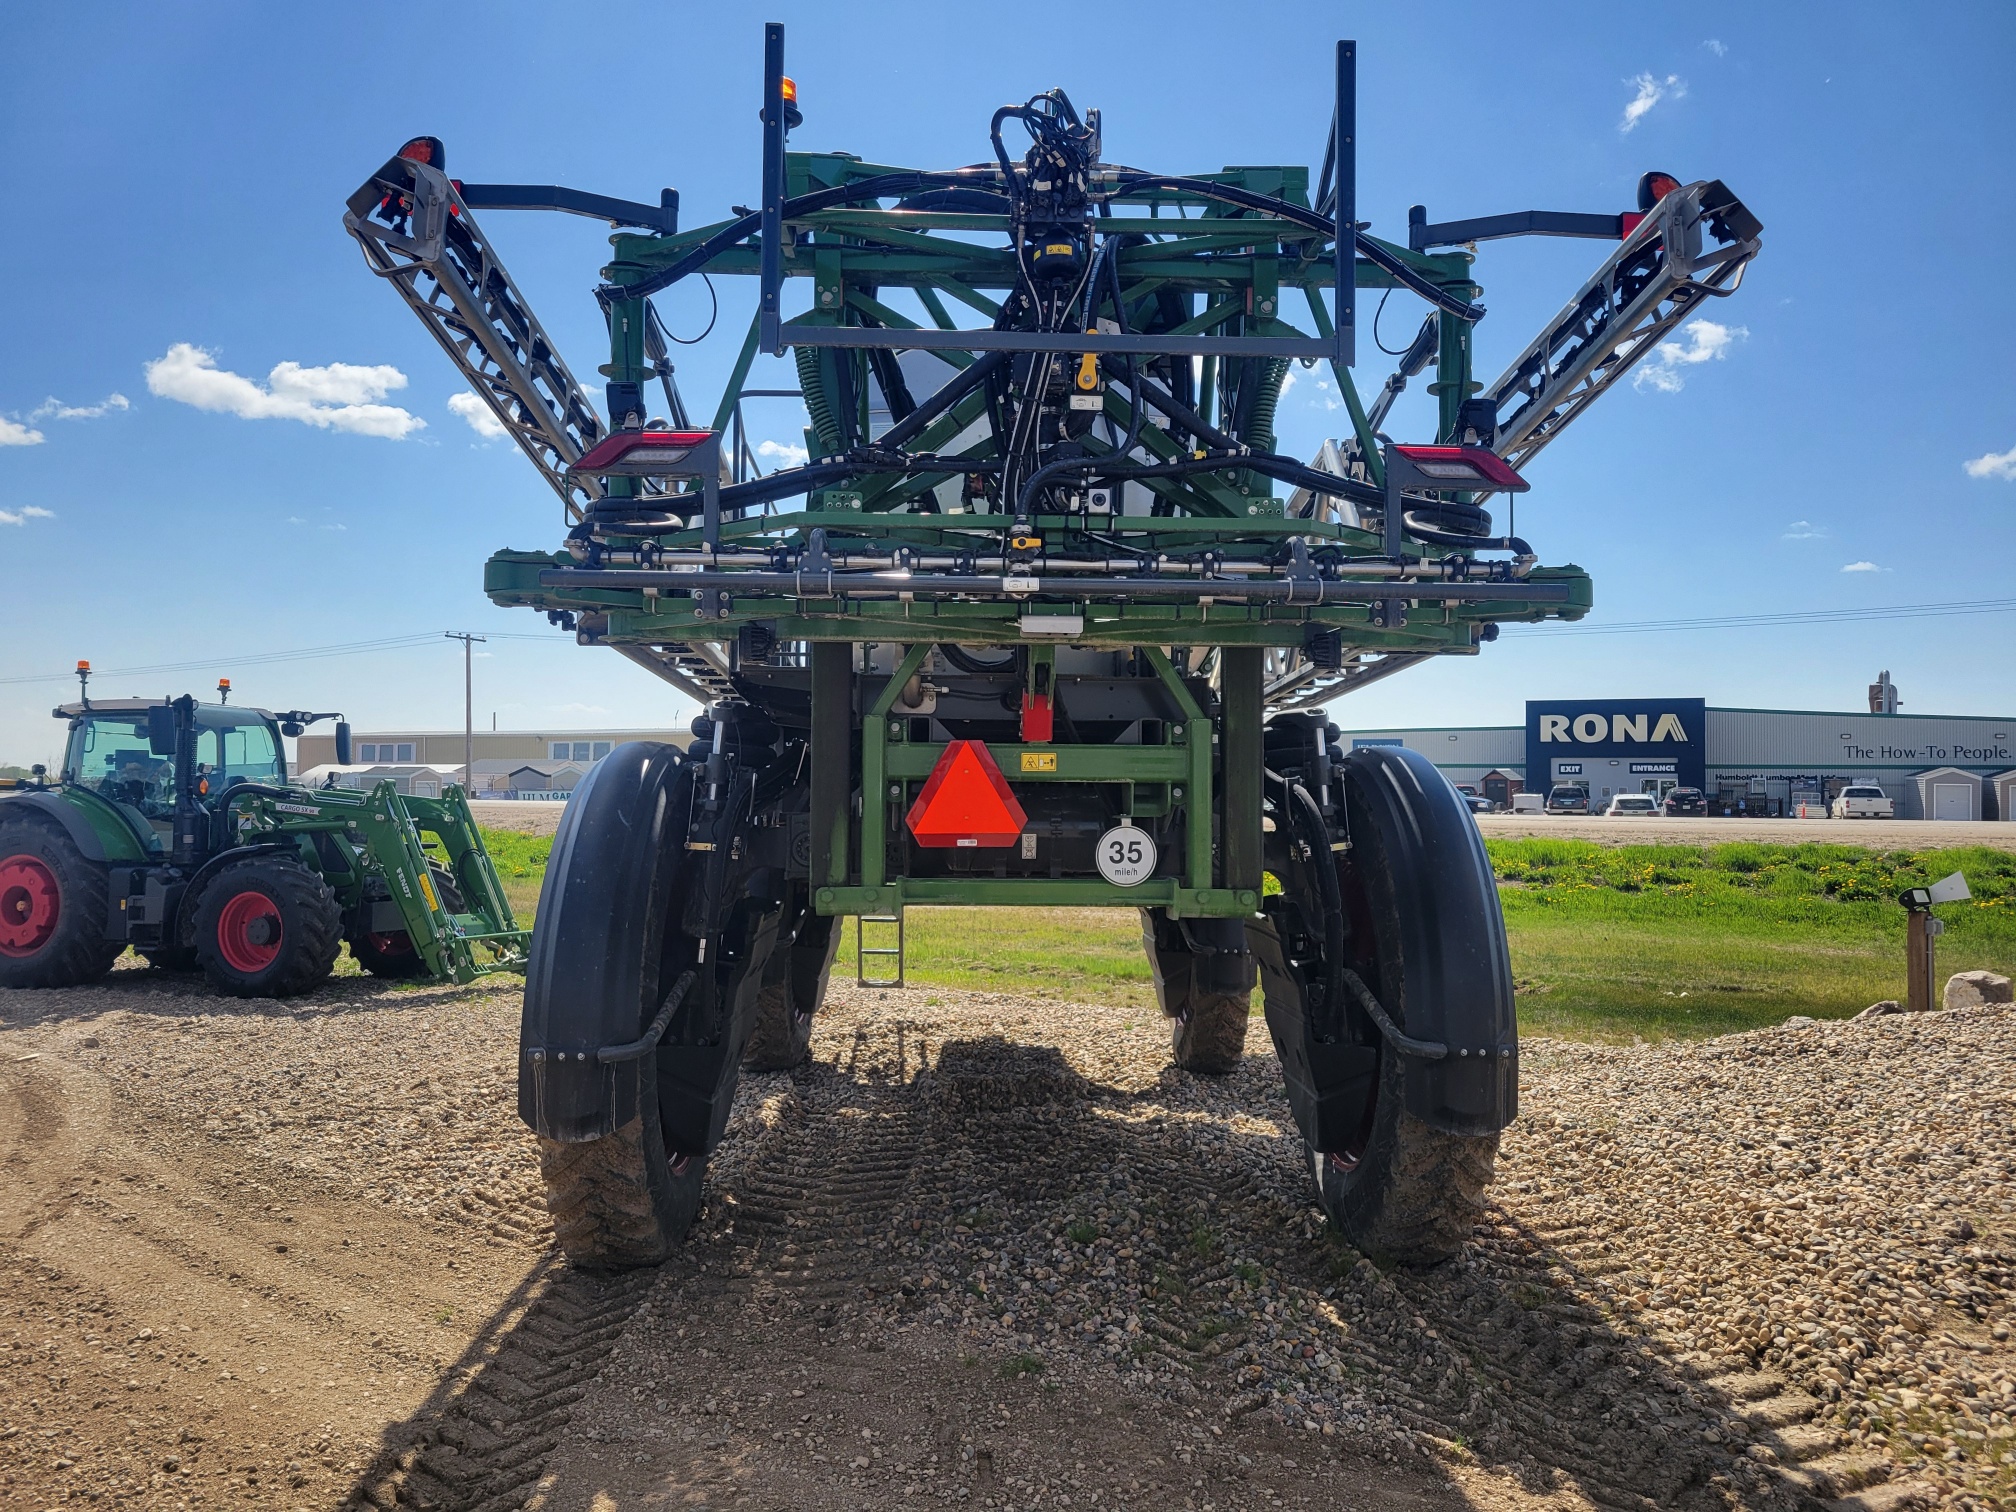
[905,739,1027,848]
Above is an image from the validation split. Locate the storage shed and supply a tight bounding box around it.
[1911,766,1982,823]
[1990,770,2016,823]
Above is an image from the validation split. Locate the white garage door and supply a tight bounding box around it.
[1933,783,1972,821]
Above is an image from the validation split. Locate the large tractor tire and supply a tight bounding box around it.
[192,857,343,999]
[0,813,121,989]
[742,905,838,1072]
[349,928,427,979]
[1140,910,1254,1075]
[520,742,783,1268]
[1253,743,1513,1267]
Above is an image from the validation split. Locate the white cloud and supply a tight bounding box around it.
[1632,319,1747,393]
[1278,366,1299,397]
[0,416,45,446]
[1963,444,2016,481]
[1782,520,1827,539]
[29,393,129,422]
[0,505,55,526]
[448,391,508,439]
[144,343,424,440]
[1621,73,1686,133]
[757,438,809,467]
[1841,561,1882,573]
[1703,38,1727,57]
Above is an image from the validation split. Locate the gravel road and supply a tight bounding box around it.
[4,964,2013,1512]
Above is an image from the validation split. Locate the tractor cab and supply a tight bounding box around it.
[54,699,289,851]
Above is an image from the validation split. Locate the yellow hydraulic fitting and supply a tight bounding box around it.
[1075,344,1099,392]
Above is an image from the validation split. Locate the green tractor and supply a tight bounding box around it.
[0,679,530,997]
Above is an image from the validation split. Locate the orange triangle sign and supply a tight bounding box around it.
[905,739,1028,849]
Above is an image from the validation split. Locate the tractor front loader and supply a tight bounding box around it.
[0,676,529,998]
[344,26,1759,1266]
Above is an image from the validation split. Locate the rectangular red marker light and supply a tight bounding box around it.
[571,429,717,477]
[1389,444,1530,492]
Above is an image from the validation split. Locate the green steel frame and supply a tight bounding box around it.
[337,37,1759,923]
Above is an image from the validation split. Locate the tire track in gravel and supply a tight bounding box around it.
[662,1004,1944,1512]
[342,1262,661,1512]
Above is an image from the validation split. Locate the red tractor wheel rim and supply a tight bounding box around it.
[0,854,60,958]
[215,890,284,973]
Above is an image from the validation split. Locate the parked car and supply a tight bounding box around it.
[1510,792,1547,815]
[1603,793,1661,817]
[1462,793,1495,814]
[1545,784,1589,815]
[1830,784,1896,819]
[1663,786,1708,816]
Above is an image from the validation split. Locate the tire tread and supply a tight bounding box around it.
[0,814,119,989]
[194,859,342,999]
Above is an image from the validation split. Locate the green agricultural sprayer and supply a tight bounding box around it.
[342,25,1760,1267]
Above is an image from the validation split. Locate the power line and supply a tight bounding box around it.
[1507,597,2016,638]
[0,630,578,687]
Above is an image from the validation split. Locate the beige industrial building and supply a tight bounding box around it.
[295,726,688,771]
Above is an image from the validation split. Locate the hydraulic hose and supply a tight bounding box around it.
[1106,174,1483,323]
[1285,777,1350,1042]
[1115,366,1242,453]
[603,171,1483,323]
[876,351,1008,451]
[939,643,1017,674]
[603,169,1002,305]
[1401,512,1531,557]
[1013,355,1148,520]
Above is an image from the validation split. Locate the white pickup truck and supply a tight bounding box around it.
[1830,784,1895,819]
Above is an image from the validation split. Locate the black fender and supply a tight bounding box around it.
[1337,744,1516,1135]
[1141,909,1255,1002]
[518,743,695,1143]
[179,842,297,922]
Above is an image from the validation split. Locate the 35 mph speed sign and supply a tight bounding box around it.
[1095,825,1157,886]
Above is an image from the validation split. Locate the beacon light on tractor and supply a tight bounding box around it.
[0,668,530,998]
[343,22,1760,1269]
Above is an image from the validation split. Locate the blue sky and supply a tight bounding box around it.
[2,2,2012,766]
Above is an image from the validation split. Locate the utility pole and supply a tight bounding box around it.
[445,632,486,794]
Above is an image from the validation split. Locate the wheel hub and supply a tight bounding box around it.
[0,854,60,958]
[215,890,284,973]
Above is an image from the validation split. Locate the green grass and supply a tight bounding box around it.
[479,827,2016,1042]
[835,905,1162,1009]
[476,827,551,923]
[1490,839,2016,1040]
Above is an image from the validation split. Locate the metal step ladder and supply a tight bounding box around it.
[611,641,742,706]
[856,913,905,989]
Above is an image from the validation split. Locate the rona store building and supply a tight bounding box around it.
[1340,697,2016,820]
